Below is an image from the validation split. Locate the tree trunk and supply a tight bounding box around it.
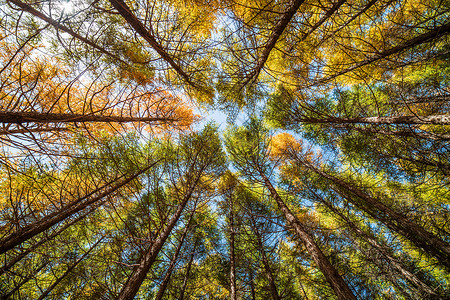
[0,162,156,254]
[6,0,126,65]
[315,191,439,298]
[249,215,280,300]
[179,243,197,300]
[228,193,237,300]
[258,170,357,300]
[108,0,197,88]
[36,236,105,300]
[0,205,95,275]
[312,21,450,86]
[242,0,306,86]
[2,261,48,299]
[117,174,201,300]
[294,154,450,268]
[154,204,197,300]
[299,114,450,125]
[0,111,178,125]
[334,124,450,141]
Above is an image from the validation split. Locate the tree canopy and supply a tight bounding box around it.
[1,0,449,299]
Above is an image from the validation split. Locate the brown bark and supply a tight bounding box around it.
[117,171,203,299]
[154,205,196,300]
[258,170,357,300]
[242,0,306,86]
[312,21,450,86]
[334,124,450,141]
[179,242,197,300]
[2,261,48,299]
[0,162,156,254]
[298,114,450,125]
[0,111,178,125]
[36,236,105,300]
[108,0,197,88]
[0,206,96,276]
[249,215,280,300]
[229,195,237,300]
[293,154,450,268]
[6,0,127,65]
[316,192,439,298]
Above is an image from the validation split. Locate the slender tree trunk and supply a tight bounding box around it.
[179,243,197,300]
[334,124,450,141]
[315,191,439,298]
[117,173,202,300]
[228,193,237,300]
[312,21,450,86]
[249,216,280,300]
[108,0,197,88]
[154,205,197,300]
[293,154,450,268]
[6,0,126,65]
[0,112,178,125]
[0,205,96,275]
[36,236,105,300]
[0,162,156,254]
[258,170,357,300]
[298,114,450,125]
[242,0,306,85]
[3,261,48,299]
[249,267,256,300]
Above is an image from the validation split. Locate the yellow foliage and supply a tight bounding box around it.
[268,132,302,160]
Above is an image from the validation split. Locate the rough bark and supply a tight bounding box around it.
[242,0,306,86]
[229,194,237,300]
[2,261,48,299]
[0,206,96,276]
[297,114,450,125]
[108,0,197,88]
[249,215,280,300]
[312,21,450,86]
[117,171,203,299]
[0,111,178,125]
[6,0,127,64]
[0,162,156,254]
[36,236,105,300]
[316,192,439,298]
[258,170,357,300]
[293,154,450,268]
[154,205,196,300]
[179,243,197,300]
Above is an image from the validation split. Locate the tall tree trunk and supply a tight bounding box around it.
[179,242,197,300]
[334,124,450,141]
[154,204,197,300]
[0,112,179,125]
[298,114,450,125]
[242,0,305,86]
[249,215,280,300]
[108,0,197,88]
[314,190,439,298]
[312,21,450,86]
[228,193,237,300]
[0,162,156,254]
[6,0,127,65]
[36,236,105,300]
[249,266,256,300]
[2,261,48,299]
[257,169,357,300]
[0,205,96,275]
[292,153,450,268]
[117,173,202,300]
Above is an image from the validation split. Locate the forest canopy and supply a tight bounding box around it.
[0,0,449,299]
